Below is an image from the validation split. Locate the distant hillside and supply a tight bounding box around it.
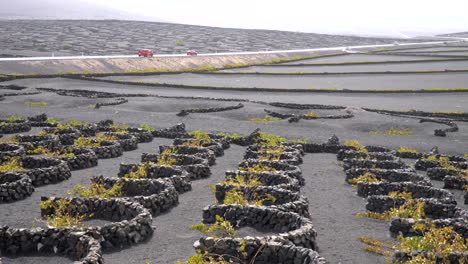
[438,32,468,38]
[0,20,424,57]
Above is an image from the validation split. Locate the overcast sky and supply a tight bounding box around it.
[79,0,468,37]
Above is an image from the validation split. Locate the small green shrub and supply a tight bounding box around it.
[24,101,48,107]
[157,148,178,166]
[73,136,100,147]
[344,139,368,152]
[95,133,119,141]
[357,199,426,220]
[223,188,276,206]
[46,117,60,124]
[175,39,185,46]
[71,181,123,198]
[248,115,282,122]
[123,162,152,179]
[189,129,211,141]
[191,215,235,238]
[370,127,414,136]
[217,132,242,139]
[239,163,277,173]
[0,157,24,171]
[6,115,24,121]
[258,152,281,161]
[39,198,88,228]
[220,175,262,187]
[348,172,382,185]
[255,131,286,146]
[396,146,419,153]
[289,137,310,144]
[304,111,318,118]
[140,123,156,131]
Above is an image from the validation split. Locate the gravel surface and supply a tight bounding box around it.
[99,71,468,90]
[1,48,467,263]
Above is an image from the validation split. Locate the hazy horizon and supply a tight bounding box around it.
[1,0,467,37]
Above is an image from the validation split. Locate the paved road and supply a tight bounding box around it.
[0,39,466,62]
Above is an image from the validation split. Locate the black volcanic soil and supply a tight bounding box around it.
[1,48,467,264]
[0,20,426,57]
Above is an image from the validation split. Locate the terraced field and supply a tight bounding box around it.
[0,44,467,264]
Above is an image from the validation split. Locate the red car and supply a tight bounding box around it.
[186,50,198,56]
[138,49,154,57]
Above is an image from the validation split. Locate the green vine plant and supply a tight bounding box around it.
[223,188,276,206]
[27,145,75,157]
[123,162,153,179]
[189,129,211,142]
[258,152,282,161]
[238,163,277,173]
[356,198,426,221]
[344,139,368,153]
[370,127,414,136]
[192,215,236,238]
[95,133,119,141]
[110,122,129,133]
[396,146,419,154]
[140,123,156,132]
[0,157,24,171]
[217,132,242,140]
[219,175,262,187]
[38,198,90,228]
[57,119,90,129]
[359,222,468,263]
[73,136,101,147]
[255,132,286,146]
[248,115,282,122]
[347,172,383,185]
[157,148,178,166]
[70,180,123,198]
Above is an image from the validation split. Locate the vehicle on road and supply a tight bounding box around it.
[138,49,154,57]
[186,50,198,56]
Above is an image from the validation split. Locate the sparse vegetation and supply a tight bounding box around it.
[370,127,414,136]
[359,222,468,263]
[248,115,282,122]
[258,152,281,161]
[0,157,24,171]
[217,132,242,139]
[5,115,24,121]
[95,133,119,141]
[304,111,318,118]
[140,123,156,132]
[24,101,48,107]
[46,117,60,124]
[223,188,276,206]
[238,163,277,173]
[191,215,235,238]
[348,172,382,185]
[71,181,123,198]
[189,129,211,142]
[157,148,178,166]
[175,39,185,46]
[255,131,286,146]
[357,199,426,220]
[344,139,368,152]
[123,162,152,179]
[220,174,262,187]
[396,146,419,153]
[73,136,101,147]
[39,198,89,228]
[289,137,310,144]
[26,145,75,157]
